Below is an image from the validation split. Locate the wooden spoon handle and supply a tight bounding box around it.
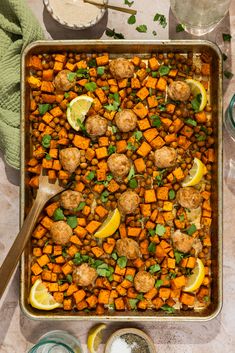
[84,0,137,15]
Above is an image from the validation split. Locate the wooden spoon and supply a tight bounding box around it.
[83,0,137,15]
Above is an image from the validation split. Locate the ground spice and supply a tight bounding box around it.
[110,333,150,353]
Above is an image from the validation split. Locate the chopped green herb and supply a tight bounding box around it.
[153,13,167,28]
[101,86,109,91]
[152,30,157,36]
[149,264,161,274]
[106,174,113,182]
[67,216,78,229]
[111,125,117,133]
[124,0,134,6]
[45,153,52,161]
[185,118,197,127]
[178,214,185,222]
[74,202,86,212]
[133,130,143,141]
[155,173,164,186]
[148,229,156,236]
[168,271,177,279]
[155,279,163,288]
[161,304,175,313]
[148,242,156,253]
[64,92,70,99]
[87,171,96,181]
[117,256,127,268]
[136,24,147,33]
[128,14,136,24]
[105,28,125,39]
[108,145,116,155]
[169,189,176,200]
[84,82,97,91]
[111,252,118,260]
[128,165,135,180]
[191,93,202,112]
[137,293,144,300]
[104,102,120,111]
[195,133,206,141]
[129,178,138,189]
[203,295,210,302]
[224,70,234,79]
[97,67,105,75]
[53,208,65,221]
[125,275,134,282]
[176,23,185,32]
[158,104,166,111]
[76,68,89,78]
[101,190,109,203]
[39,104,52,115]
[127,142,137,151]
[88,58,97,68]
[129,298,138,310]
[67,72,77,82]
[155,224,166,236]
[77,118,87,133]
[222,53,228,61]
[66,274,73,284]
[96,263,114,277]
[174,250,186,264]
[42,135,51,148]
[222,33,232,42]
[150,114,161,127]
[152,71,158,78]
[187,224,197,236]
[92,259,104,268]
[200,126,208,134]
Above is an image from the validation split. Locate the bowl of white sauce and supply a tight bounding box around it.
[105,328,156,353]
[43,0,108,30]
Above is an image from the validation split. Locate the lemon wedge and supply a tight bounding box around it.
[186,78,207,111]
[67,95,93,131]
[182,157,207,187]
[94,208,121,238]
[29,279,61,310]
[87,324,106,353]
[183,258,205,292]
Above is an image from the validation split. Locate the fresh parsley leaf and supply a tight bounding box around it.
[168,271,177,279]
[104,102,119,111]
[161,304,175,313]
[101,190,109,203]
[64,92,70,99]
[75,202,86,212]
[105,28,125,39]
[125,275,134,282]
[87,58,97,67]
[178,214,185,222]
[222,53,228,61]
[76,68,89,78]
[111,252,118,260]
[176,23,185,32]
[152,30,157,36]
[185,118,197,127]
[155,224,166,236]
[85,82,97,91]
[128,165,135,180]
[133,130,142,141]
[66,274,73,284]
[97,67,105,75]
[203,295,210,302]
[191,93,202,112]
[42,134,52,148]
[174,250,185,264]
[128,14,136,25]
[148,229,156,236]
[152,71,158,78]
[125,0,134,6]
[158,104,166,111]
[155,279,163,288]
[149,264,161,274]
[155,173,164,186]
[187,224,197,236]
[127,142,137,151]
[129,178,138,189]
[117,256,127,268]
[159,65,170,76]
[195,133,206,141]
[45,153,52,161]
[150,114,161,127]
[137,293,144,300]
[129,298,138,310]
[38,104,52,115]
[136,24,147,33]
[67,72,77,82]
[153,13,167,28]
[87,171,96,181]
[102,85,109,91]
[148,242,156,253]
[108,145,116,155]
[222,33,232,42]
[67,216,78,229]
[73,253,83,265]
[76,118,87,133]
[96,263,114,277]
[169,189,176,200]
[224,70,234,79]
[53,208,65,221]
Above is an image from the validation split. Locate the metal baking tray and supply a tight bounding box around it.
[20,40,223,321]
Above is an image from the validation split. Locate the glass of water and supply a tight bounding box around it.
[170,0,231,36]
[28,330,83,353]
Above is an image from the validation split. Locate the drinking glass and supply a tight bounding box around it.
[224,94,235,141]
[170,0,231,36]
[28,330,83,353]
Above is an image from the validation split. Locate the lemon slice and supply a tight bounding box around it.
[29,279,61,310]
[185,78,207,111]
[183,258,205,292]
[67,95,93,131]
[87,324,106,353]
[182,157,207,187]
[94,208,121,238]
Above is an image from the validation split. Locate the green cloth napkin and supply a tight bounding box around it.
[0,0,44,169]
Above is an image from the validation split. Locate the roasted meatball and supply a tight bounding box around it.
[85,115,108,138]
[134,271,155,293]
[118,190,140,214]
[176,187,202,209]
[59,147,80,173]
[115,109,137,132]
[154,146,177,168]
[171,230,194,253]
[54,70,76,91]
[109,58,135,80]
[50,221,72,245]
[107,153,131,180]
[168,80,191,102]
[73,263,97,287]
[60,190,83,211]
[116,238,141,259]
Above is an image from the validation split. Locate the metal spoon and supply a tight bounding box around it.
[83,0,137,15]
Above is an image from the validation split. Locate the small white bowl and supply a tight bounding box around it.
[43,0,108,30]
[105,328,157,353]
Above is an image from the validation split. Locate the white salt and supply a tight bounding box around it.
[110,337,138,353]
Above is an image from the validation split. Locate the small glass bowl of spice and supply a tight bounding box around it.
[43,0,108,30]
[105,328,156,353]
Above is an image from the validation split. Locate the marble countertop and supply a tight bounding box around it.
[0,0,235,352]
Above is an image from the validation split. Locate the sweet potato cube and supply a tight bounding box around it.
[37,254,50,267]
[96,55,109,66]
[156,187,169,200]
[131,77,141,89]
[167,258,176,269]
[201,63,210,76]
[145,76,158,89]
[149,57,159,71]
[143,128,158,142]
[91,246,104,258]
[29,56,43,70]
[144,189,157,203]
[134,158,146,173]
[173,167,185,181]
[114,297,125,310]
[137,141,152,157]
[156,77,167,91]
[98,136,109,147]
[73,135,90,150]
[180,292,195,306]
[147,95,158,108]
[53,61,64,71]
[152,297,164,309]
[140,204,151,217]
[137,118,151,131]
[31,263,43,276]
[107,179,120,193]
[95,147,108,159]
[171,275,186,289]
[133,102,148,119]
[73,289,86,304]
[116,140,127,153]
[98,289,110,304]
[136,86,149,100]
[159,287,171,299]
[150,136,165,149]
[61,263,73,275]
[95,205,108,218]
[86,221,101,234]
[41,81,54,93]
